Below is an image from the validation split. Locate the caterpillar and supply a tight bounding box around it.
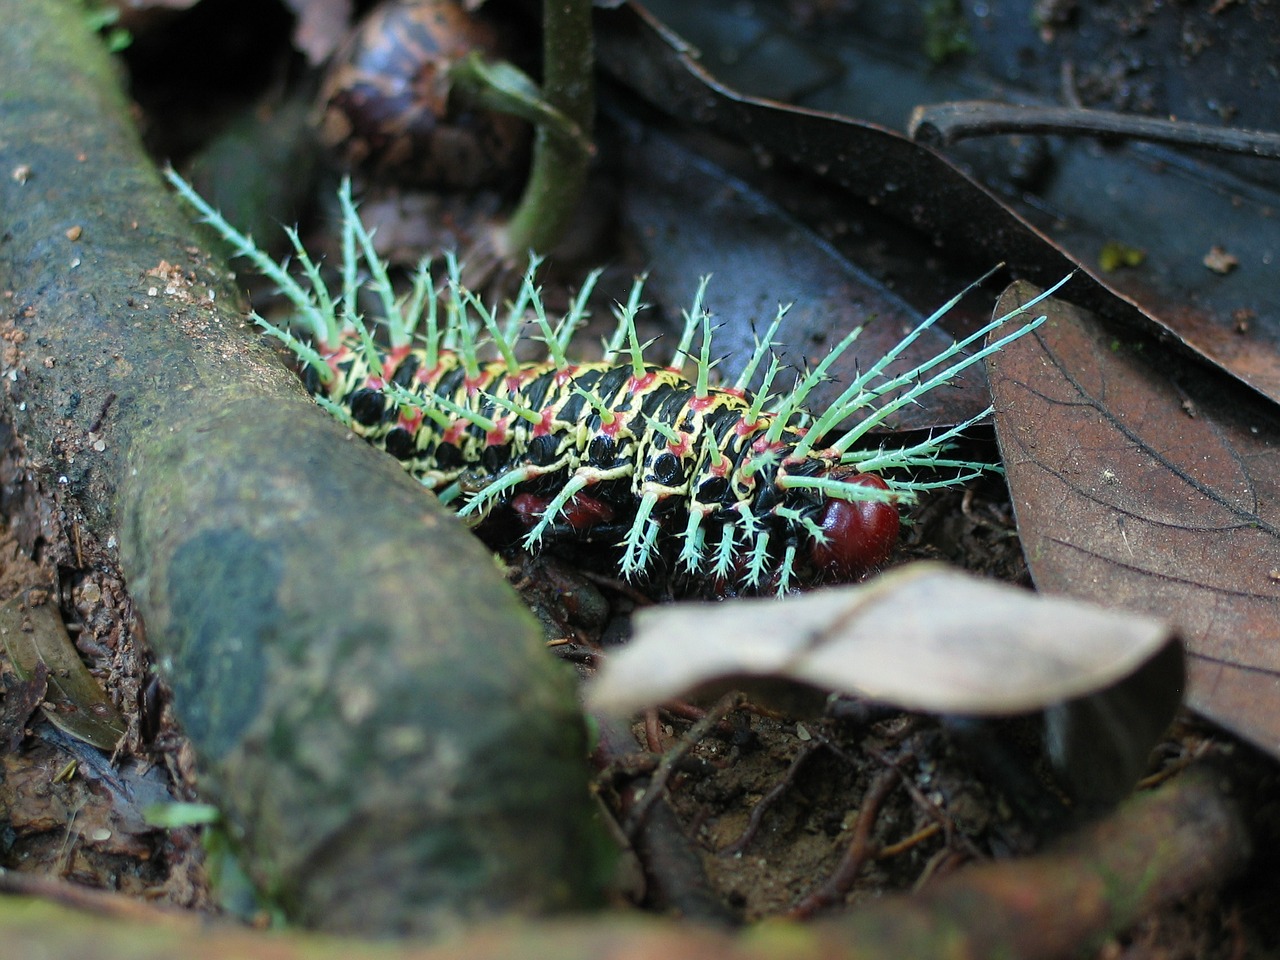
[169,172,1066,594]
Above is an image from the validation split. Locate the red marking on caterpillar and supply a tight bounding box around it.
[397,407,424,435]
[382,343,412,380]
[532,407,557,437]
[442,420,470,446]
[688,394,719,412]
[512,491,616,534]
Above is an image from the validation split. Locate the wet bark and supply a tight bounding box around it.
[0,0,608,935]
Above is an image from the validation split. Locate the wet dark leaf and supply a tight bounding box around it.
[989,281,1280,756]
[599,2,1280,406]
[616,124,995,430]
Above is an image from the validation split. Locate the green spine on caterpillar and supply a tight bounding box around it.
[167,169,1070,594]
[735,306,787,394]
[602,275,648,367]
[524,473,591,549]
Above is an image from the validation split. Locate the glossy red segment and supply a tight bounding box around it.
[808,473,899,578]
[511,491,615,532]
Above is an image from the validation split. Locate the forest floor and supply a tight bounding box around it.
[3,453,1276,957]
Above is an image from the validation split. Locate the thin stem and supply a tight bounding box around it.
[622,692,745,840]
[502,0,594,258]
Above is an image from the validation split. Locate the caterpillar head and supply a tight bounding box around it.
[807,470,899,580]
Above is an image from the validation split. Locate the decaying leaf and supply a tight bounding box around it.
[588,563,1179,718]
[988,281,1280,756]
[618,126,992,432]
[598,2,1280,407]
[1,659,47,752]
[0,592,126,752]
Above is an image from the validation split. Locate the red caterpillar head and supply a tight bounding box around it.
[807,471,899,580]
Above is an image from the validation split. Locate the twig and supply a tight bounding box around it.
[788,766,902,919]
[591,712,736,924]
[909,100,1280,160]
[877,822,942,859]
[717,739,825,857]
[0,870,197,927]
[863,741,983,861]
[643,707,664,753]
[578,568,656,606]
[1,767,1251,959]
[625,692,744,839]
[820,730,980,861]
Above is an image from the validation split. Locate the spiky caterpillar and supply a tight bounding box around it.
[168,172,1066,594]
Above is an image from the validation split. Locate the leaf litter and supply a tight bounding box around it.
[989,281,1280,757]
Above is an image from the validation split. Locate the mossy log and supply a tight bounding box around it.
[0,0,607,935]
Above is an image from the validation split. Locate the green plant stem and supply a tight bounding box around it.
[450,53,592,160]
[502,0,594,259]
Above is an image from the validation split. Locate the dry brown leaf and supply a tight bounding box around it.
[588,563,1177,717]
[989,281,1280,755]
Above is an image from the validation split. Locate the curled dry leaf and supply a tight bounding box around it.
[988,281,1280,756]
[588,563,1178,718]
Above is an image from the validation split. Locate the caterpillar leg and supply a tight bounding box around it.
[711,518,741,582]
[774,542,800,596]
[457,465,542,519]
[678,505,713,573]
[619,490,662,579]
[743,527,772,590]
[521,473,592,548]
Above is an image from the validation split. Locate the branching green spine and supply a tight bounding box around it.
[167,170,1070,593]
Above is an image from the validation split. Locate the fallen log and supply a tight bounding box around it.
[0,0,609,935]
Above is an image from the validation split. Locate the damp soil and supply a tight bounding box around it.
[0,428,211,912]
[498,475,1280,954]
